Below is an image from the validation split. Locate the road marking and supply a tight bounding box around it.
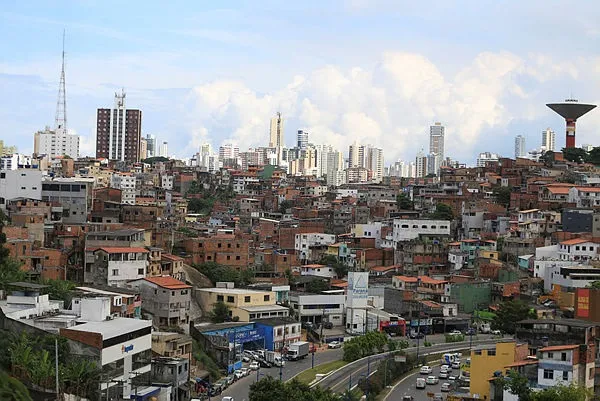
[383,362,441,401]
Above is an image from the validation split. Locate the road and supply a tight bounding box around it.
[219,348,343,401]
[386,363,469,401]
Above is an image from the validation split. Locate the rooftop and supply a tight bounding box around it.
[240,305,287,312]
[91,247,149,254]
[63,317,151,340]
[560,238,594,246]
[140,276,191,290]
[539,344,580,352]
[196,287,271,295]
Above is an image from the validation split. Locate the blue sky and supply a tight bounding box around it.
[1,1,599,163]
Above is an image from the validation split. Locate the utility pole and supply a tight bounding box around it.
[55,338,59,401]
[320,308,325,344]
[279,321,286,381]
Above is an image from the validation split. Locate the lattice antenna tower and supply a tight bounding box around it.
[55,29,67,132]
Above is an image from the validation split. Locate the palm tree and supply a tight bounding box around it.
[29,349,55,389]
[0,371,33,401]
[62,358,100,396]
[8,333,35,380]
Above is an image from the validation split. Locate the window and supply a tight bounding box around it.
[563,371,568,381]
[474,350,482,355]
[264,295,270,302]
[547,352,553,359]
[137,269,144,275]
[218,243,222,248]
[227,296,234,303]
[217,295,224,302]
[236,256,241,260]
[227,243,231,248]
[112,269,119,276]
[245,296,251,303]
[401,224,409,228]
[543,369,554,379]
[487,349,496,356]
[561,352,567,361]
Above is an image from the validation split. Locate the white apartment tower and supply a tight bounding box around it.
[269,112,284,148]
[219,143,240,160]
[33,126,80,160]
[415,150,427,178]
[542,128,556,151]
[429,123,445,159]
[514,135,526,158]
[158,141,168,158]
[368,147,384,182]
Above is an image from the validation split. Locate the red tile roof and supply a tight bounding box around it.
[143,276,191,289]
[539,344,579,352]
[393,275,418,283]
[560,238,593,246]
[370,265,401,272]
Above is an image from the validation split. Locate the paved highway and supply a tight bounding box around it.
[219,348,343,401]
[385,363,469,401]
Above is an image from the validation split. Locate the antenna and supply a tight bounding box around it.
[55,29,67,132]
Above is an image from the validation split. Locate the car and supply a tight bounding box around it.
[242,355,251,362]
[420,365,433,374]
[433,394,444,401]
[439,371,449,379]
[416,378,426,389]
[240,367,250,376]
[441,382,451,392]
[448,375,457,381]
[426,376,439,385]
[448,330,462,336]
[402,396,414,401]
[209,385,222,397]
[234,369,244,380]
[222,397,235,401]
[464,328,476,336]
[491,329,502,335]
[257,359,272,368]
[215,379,228,390]
[409,331,425,339]
[255,349,266,358]
[225,375,235,385]
[323,321,334,329]
[249,361,260,370]
[451,361,460,369]
[328,341,342,349]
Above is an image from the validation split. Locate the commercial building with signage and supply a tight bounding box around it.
[191,322,266,373]
[60,318,154,400]
[346,271,369,334]
[255,317,302,351]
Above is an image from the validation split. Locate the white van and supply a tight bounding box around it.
[416,377,426,389]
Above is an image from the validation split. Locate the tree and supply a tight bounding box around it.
[532,383,591,401]
[586,146,600,165]
[492,300,534,334]
[209,301,231,323]
[279,200,293,214]
[249,376,340,401]
[187,197,215,215]
[396,193,414,210]
[498,369,533,401]
[42,278,76,305]
[562,147,588,163]
[492,186,512,209]
[141,156,169,164]
[539,151,555,167]
[588,281,600,289]
[0,370,33,401]
[430,203,453,220]
[306,279,330,293]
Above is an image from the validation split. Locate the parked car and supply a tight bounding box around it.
[409,331,425,339]
[257,359,272,368]
[491,329,502,335]
[215,379,228,390]
[451,361,460,369]
[420,366,433,374]
[240,367,250,376]
[441,382,451,392]
[323,321,334,329]
[328,341,342,349]
[222,397,235,401]
[225,375,235,385]
[249,361,260,370]
[448,330,462,336]
[464,328,476,336]
[255,349,266,359]
[242,355,251,362]
[433,394,444,401]
[233,370,244,380]
[403,396,414,401]
[426,376,439,385]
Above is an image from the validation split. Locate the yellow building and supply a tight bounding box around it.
[196,286,289,322]
[470,341,529,399]
[479,249,500,260]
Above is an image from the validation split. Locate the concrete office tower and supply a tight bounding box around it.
[145,134,156,157]
[514,135,526,158]
[541,128,555,151]
[34,126,80,159]
[429,122,445,160]
[269,112,284,148]
[547,99,596,149]
[95,90,142,163]
[297,130,309,149]
[159,141,168,158]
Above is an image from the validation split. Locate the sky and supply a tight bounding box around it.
[1,1,600,165]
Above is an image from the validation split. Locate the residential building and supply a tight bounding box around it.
[145,134,156,157]
[128,276,191,332]
[41,177,93,224]
[151,357,189,401]
[254,318,302,351]
[0,168,43,210]
[415,149,427,177]
[84,247,149,287]
[159,141,168,158]
[542,128,556,151]
[33,126,80,159]
[151,332,193,359]
[289,291,345,327]
[295,232,336,261]
[391,219,451,242]
[476,152,500,167]
[515,135,526,158]
[537,344,595,391]
[110,173,136,205]
[95,90,142,163]
[297,130,308,149]
[0,139,17,156]
[429,122,445,161]
[470,341,529,400]
[196,285,288,322]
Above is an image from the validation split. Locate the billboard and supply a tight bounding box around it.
[347,271,369,308]
[577,288,590,318]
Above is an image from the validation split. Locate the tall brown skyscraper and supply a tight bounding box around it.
[95,90,142,163]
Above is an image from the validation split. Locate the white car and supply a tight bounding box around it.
[240,367,250,376]
[448,375,457,381]
[441,382,451,392]
[420,365,433,374]
[451,361,460,369]
[328,341,342,349]
[448,330,462,336]
[222,397,235,401]
[416,378,426,389]
[439,371,448,379]
[426,376,439,385]
[249,361,259,371]
[233,370,244,380]
[491,329,502,335]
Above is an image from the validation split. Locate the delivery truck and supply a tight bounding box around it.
[265,351,285,367]
[287,341,310,361]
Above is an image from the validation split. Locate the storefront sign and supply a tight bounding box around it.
[121,344,134,353]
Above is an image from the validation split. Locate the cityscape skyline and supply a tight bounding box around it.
[2,2,600,164]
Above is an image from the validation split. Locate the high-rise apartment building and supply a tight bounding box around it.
[219,143,240,160]
[514,135,526,158]
[476,152,500,167]
[95,90,142,163]
[159,142,168,158]
[0,140,17,157]
[542,128,556,151]
[348,141,360,168]
[33,126,80,160]
[269,112,284,148]
[367,147,384,182]
[139,137,148,160]
[415,150,427,178]
[297,130,309,149]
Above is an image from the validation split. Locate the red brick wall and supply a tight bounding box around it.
[60,328,103,349]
